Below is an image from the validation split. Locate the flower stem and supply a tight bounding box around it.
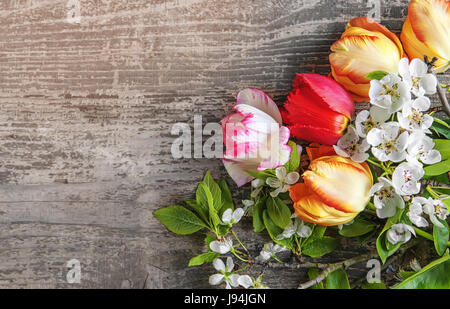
[413,226,450,247]
[426,185,440,199]
[231,249,250,263]
[231,229,249,254]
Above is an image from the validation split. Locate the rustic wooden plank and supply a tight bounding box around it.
[0,0,447,288]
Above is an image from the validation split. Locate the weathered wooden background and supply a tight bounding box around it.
[0,0,447,289]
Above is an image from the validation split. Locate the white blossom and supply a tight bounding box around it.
[369,73,411,116]
[237,275,254,289]
[209,237,233,254]
[406,132,441,166]
[221,208,245,225]
[242,199,254,215]
[369,177,405,218]
[398,58,437,97]
[366,122,409,162]
[209,257,240,289]
[423,199,449,228]
[266,166,299,197]
[355,109,386,138]
[392,162,425,196]
[251,178,265,199]
[397,97,434,133]
[275,217,312,240]
[408,197,431,228]
[255,243,287,263]
[387,223,416,245]
[333,126,370,163]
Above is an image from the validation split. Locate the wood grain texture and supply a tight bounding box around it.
[0,0,448,288]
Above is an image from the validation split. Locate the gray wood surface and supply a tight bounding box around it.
[0,0,447,289]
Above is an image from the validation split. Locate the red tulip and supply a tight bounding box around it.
[281,73,355,146]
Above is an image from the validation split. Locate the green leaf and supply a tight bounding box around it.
[184,199,208,222]
[422,172,450,185]
[302,225,326,248]
[338,217,377,237]
[365,71,388,80]
[394,254,450,289]
[424,159,450,176]
[376,208,404,263]
[431,118,450,139]
[188,252,220,266]
[433,219,449,256]
[245,169,275,181]
[262,210,293,249]
[253,196,266,233]
[399,271,416,280]
[284,141,300,172]
[307,268,324,289]
[267,197,291,229]
[205,234,216,248]
[325,269,350,289]
[202,171,223,211]
[361,282,386,289]
[198,182,220,228]
[434,139,450,160]
[153,206,207,235]
[218,178,234,216]
[302,236,339,258]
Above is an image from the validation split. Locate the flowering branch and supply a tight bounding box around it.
[424,56,450,117]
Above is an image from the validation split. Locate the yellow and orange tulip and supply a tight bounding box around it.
[289,145,373,226]
[329,17,405,101]
[401,0,450,73]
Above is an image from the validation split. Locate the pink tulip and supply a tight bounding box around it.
[221,89,292,187]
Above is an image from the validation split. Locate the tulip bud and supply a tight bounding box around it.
[330,17,405,101]
[289,150,373,226]
[221,88,292,187]
[400,0,450,73]
[281,73,354,146]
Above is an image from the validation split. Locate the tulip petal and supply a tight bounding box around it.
[236,88,283,124]
[303,158,371,213]
[305,144,336,162]
[222,159,255,187]
[292,73,355,118]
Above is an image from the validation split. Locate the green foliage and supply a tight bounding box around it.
[252,196,266,233]
[188,252,220,266]
[338,217,378,237]
[302,236,339,258]
[394,253,450,289]
[433,219,449,256]
[325,269,350,289]
[153,206,207,235]
[284,141,300,173]
[267,196,291,229]
[365,71,388,80]
[376,208,404,263]
[361,282,386,289]
[262,210,293,249]
[430,118,450,139]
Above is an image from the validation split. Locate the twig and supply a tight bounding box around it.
[298,251,378,289]
[424,56,450,117]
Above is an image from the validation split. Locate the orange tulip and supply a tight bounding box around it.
[401,0,450,73]
[289,145,373,226]
[329,17,405,101]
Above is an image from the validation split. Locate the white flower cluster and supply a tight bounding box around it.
[335,58,445,245]
[209,257,269,289]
